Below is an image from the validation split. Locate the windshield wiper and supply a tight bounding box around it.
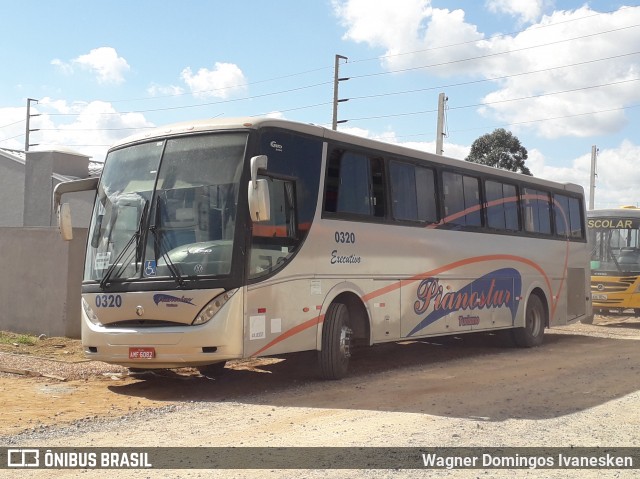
[149,195,185,288]
[99,200,149,289]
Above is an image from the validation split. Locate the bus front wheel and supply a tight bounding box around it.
[318,302,352,380]
[512,294,545,348]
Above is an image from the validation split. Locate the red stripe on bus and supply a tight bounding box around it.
[362,254,552,305]
[251,314,325,357]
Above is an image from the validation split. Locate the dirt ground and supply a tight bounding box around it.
[0,333,284,436]
[1,315,639,439]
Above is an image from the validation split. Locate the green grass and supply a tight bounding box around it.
[0,331,37,346]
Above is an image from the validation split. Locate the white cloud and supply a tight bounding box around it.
[333,0,484,72]
[264,111,286,119]
[591,141,640,208]
[11,98,155,162]
[147,84,185,97]
[51,47,130,85]
[475,6,640,139]
[338,124,469,159]
[180,62,248,99]
[50,58,73,75]
[0,107,28,150]
[526,141,640,208]
[334,2,640,139]
[485,0,546,24]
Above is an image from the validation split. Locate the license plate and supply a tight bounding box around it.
[592,294,608,301]
[129,347,156,359]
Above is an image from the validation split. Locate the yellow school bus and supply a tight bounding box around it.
[588,206,640,316]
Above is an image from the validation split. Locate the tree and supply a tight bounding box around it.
[465,128,532,176]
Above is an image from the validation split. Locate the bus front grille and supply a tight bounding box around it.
[103,319,189,328]
[591,276,637,293]
[594,298,624,305]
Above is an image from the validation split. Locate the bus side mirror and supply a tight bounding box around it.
[58,203,73,241]
[248,179,270,222]
[52,177,99,241]
[248,155,270,222]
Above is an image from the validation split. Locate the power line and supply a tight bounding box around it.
[11,75,639,139]
[344,24,640,81]
[386,103,640,141]
[448,104,640,134]
[345,51,640,102]
[2,15,633,129]
[9,17,634,124]
[0,133,24,144]
[24,102,640,149]
[343,77,640,122]
[0,119,24,129]
[42,80,332,117]
[349,5,639,66]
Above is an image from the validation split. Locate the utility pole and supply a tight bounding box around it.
[332,54,349,130]
[25,98,40,152]
[589,145,598,210]
[435,92,447,155]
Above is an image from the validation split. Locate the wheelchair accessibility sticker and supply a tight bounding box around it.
[144,260,156,277]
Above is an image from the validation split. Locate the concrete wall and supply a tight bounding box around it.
[0,159,25,226]
[0,149,95,338]
[1,149,95,228]
[23,152,55,226]
[0,227,87,338]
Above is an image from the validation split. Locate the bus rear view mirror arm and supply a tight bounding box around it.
[250,155,268,185]
[52,177,99,241]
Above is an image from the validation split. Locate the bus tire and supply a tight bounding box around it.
[318,302,352,380]
[512,294,545,347]
[197,361,227,377]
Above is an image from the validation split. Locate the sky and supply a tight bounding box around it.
[1,0,639,209]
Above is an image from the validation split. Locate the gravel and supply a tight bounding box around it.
[2,318,640,479]
[0,351,128,381]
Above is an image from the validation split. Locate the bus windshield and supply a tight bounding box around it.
[84,132,247,284]
[589,218,640,274]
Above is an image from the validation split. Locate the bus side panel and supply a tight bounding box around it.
[549,267,589,326]
[400,274,518,338]
[244,279,320,357]
[568,267,590,321]
[368,279,401,343]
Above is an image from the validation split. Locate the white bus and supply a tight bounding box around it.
[55,117,592,379]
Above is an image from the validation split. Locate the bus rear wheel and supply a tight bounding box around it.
[512,294,545,347]
[318,302,352,380]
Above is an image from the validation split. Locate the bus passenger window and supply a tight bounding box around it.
[553,194,584,239]
[486,180,519,231]
[524,188,551,234]
[324,149,385,218]
[443,171,482,227]
[389,161,437,223]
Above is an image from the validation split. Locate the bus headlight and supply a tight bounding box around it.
[82,298,102,326]
[193,289,237,325]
